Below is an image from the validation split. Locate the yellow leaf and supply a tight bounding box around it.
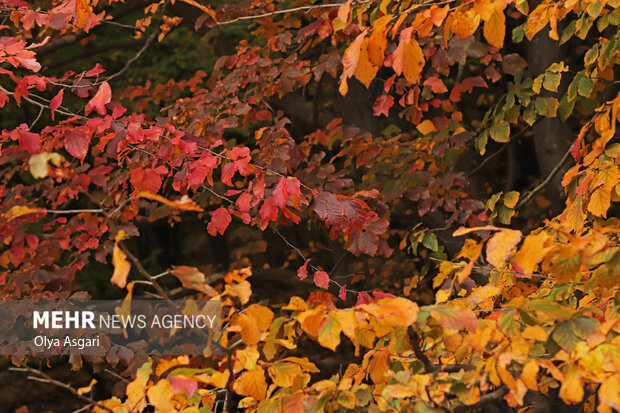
[75,0,92,29]
[416,119,437,135]
[520,361,539,391]
[147,379,175,411]
[367,15,391,66]
[466,285,500,305]
[587,187,611,217]
[268,362,302,387]
[559,370,584,404]
[225,280,252,305]
[513,231,551,276]
[318,312,342,351]
[599,374,620,411]
[28,152,63,179]
[233,367,267,401]
[77,379,97,395]
[486,229,522,268]
[402,37,425,84]
[138,191,203,212]
[4,205,44,220]
[127,362,151,412]
[354,39,379,88]
[483,10,505,48]
[521,325,548,341]
[111,230,130,288]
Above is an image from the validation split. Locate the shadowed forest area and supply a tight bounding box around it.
[0,0,619,412]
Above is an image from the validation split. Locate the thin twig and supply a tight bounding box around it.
[105,0,171,83]
[119,243,174,303]
[216,0,372,25]
[9,366,113,413]
[515,147,572,210]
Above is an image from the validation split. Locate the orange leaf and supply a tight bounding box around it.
[587,187,611,217]
[110,230,130,288]
[520,361,539,391]
[353,39,379,88]
[75,0,92,29]
[402,37,425,84]
[245,304,274,332]
[416,119,437,135]
[343,31,367,78]
[525,3,550,40]
[170,265,217,295]
[138,191,203,211]
[483,10,505,48]
[486,229,522,268]
[231,313,261,345]
[367,15,391,66]
[451,7,481,39]
[512,231,550,276]
[368,349,390,384]
[177,0,217,21]
[233,367,267,401]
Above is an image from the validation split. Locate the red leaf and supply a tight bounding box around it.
[273,177,302,208]
[84,63,105,77]
[373,94,394,117]
[65,130,90,160]
[131,168,162,193]
[297,259,310,280]
[169,376,198,397]
[314,270,329,289]
[355,291,372,306]
[85,81,111,116]
[50,89,63,120]
[236,192,253,213]
[338,285,347,301]
[18,129,40,153]
[571,138,582,162]
[423,76,448,93]
[259,198,278,230]
[207,208,232,236]
[314,192,343,225]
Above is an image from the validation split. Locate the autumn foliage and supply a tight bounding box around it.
[1,0,620,412]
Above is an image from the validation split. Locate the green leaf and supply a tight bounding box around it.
[543,72,561,92]
[422,233,439,251]
[577,76,594,97]
[560,20,576,45]
[584,44,600,66]
[475,130,488,155]
[487,192,503,211]
[512,25,525,43]
[552,316,599,350]
[489,121,510,143]
[535,97,558,117]
[559,94,576,121]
